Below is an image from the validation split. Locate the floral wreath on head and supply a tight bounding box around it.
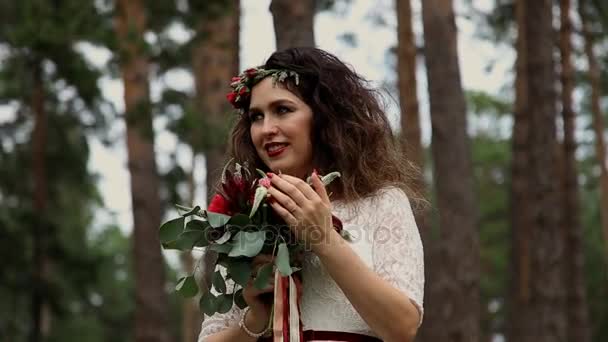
[226,67,300,110]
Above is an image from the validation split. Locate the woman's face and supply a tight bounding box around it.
[249,77,314,179]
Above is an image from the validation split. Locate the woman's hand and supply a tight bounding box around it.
[241,254,275,332]
[266,171,336,253]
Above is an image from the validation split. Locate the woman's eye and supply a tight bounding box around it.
[276,106,291,114]
[250,112,263,121]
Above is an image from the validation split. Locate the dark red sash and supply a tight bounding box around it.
[258,330,382,342]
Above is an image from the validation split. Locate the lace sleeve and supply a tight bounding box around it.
[370,187,425,325]
[197,267,243,341]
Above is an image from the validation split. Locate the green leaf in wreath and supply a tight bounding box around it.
[276,243,293,276]
[199,290,218,316]
[229,231,266,257]
[175,275,199,298]
[207,212,231,228]
[159,217,185,243]
[227,258,252,286]
[253,263,274,290]
[212,271,226,294]
[217,294,234,314]
[234,288,247,309]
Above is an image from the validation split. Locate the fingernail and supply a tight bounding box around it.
[313,168,318,177]
[266,172,273,178]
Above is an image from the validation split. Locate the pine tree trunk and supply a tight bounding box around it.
[580,0,608,263]
[559,0,590,340]
[114,1,170,341]
[30,62,52,342]
[421,1,480,340]
[192,1,240,197]
[269,0,315,50]
[508,1,533,340]
[511,1,567,341]
[181,155,199,342]
[192,2,240,334]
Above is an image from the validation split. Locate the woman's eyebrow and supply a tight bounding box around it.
[250,99,297,112]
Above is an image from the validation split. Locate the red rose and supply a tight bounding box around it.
[231,76,241,82]
[239,87,249,96]
[208,194,231,215]
[226,92,237,105]
[244,68,257,77]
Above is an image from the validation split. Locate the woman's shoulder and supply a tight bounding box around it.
[333,186,412,214]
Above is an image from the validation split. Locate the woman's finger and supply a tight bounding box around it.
[267,187,301,216]
[277,173,318,201]
[268,173,309,205]
[268,200,298,226]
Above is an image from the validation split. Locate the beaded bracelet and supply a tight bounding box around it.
[239,307,271,338]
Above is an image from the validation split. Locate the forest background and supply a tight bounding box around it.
[1,0,607,341]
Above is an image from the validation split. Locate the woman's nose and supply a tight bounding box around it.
[261,117,279,135]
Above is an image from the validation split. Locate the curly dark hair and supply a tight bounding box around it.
[226,47,423,205]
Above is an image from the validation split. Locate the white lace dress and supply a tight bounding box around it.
[198,187,425,341]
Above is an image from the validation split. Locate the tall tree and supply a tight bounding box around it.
[270,0,315,50]
[190,1,240,339]
[559,0,591,340]
[510,0,567,340]
[421,0,480,341]
[114,1,171,341]
[580,0,608,262]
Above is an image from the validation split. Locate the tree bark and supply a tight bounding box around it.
[30,62,52,342]
[510,1,567,341]
[192,3,240,338]
[580,0,608,264]
[508,1,533,341]
[114,1,171,341]
[181,155,199,342]
[421,1,480,341]
[192,1,240,198]
[269,0,315,50]
[559,0,590,340]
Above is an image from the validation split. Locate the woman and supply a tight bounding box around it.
[199,47,424,342]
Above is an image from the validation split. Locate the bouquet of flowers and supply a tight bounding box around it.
[159,161,346,339]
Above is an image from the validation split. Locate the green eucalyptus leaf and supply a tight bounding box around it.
[254,263,274,290]
[207,212,231,228]
[173,230,206,250]
[228,213,251,227]
[249,186,268,218]
[227,259,252,286]
[212,271,226,294]
[229,231,266,257]
[215,231,232,244]
[199,290,218,316]
[175,275,198,298]
[159,217,185,243]
[276,243,293,276]
[185,219,211,231]
[208,243,232,254]
[176,204,204,217]
[234,288,247,309]
[217,294,234,314]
